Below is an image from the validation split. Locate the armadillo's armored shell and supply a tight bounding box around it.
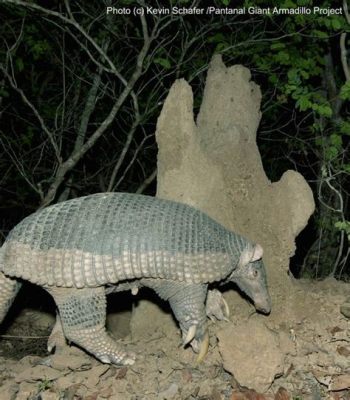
[0,193,248,288]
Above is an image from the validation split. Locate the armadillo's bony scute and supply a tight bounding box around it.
[0,193,270,366]
[1,193,246,287]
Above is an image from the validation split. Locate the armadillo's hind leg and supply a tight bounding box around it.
[46,287,135,366]
[0,272,21,324]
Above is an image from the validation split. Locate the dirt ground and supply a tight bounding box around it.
[0,279,350,400]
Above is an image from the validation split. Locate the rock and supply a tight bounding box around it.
[329,374,350,391]
[217,320,284,392]
[158,383,178,399]
[49,352,92,371]
[340,302,350,318]
[16,382,37,400]
[40,391,61,400]
[0,382,19,400]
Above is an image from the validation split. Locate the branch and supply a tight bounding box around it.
[39,12,153,207]
[0,65,61,161]
[0,135,41,196]
[0,0,127,84]
[73,66,102,153]
[107,119,140,192]
[107,76,142,192]
[136,169,157,194]
[344,0,350,24]
[341,0,350,81]
[112,133,153,191]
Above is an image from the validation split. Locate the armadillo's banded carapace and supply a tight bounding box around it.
[0,193,247,288]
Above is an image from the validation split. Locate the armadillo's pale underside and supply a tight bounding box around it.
[2,242,230,287]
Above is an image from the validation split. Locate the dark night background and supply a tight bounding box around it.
[0,0,349,280]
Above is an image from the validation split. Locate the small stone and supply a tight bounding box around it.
[158,383,178,399]
[16,382,37,400]
[340,303,350,318]
[218,320,284,392]
[0,382,19,400]
[40,391,61,400]
[99,386,113,398]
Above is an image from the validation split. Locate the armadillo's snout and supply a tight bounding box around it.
[254,297,271,315]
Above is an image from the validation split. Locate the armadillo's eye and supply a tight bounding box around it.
[252,269,259,278]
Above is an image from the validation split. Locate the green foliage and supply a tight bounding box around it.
[335,221,350,241]
[15,57,24,72]
[340,120,350,135]
[0,88,9,97]
[154,57,171,69]
[37,378,52,392]
[340,81,350,100]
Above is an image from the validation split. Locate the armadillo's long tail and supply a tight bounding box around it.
[0,271,21,324]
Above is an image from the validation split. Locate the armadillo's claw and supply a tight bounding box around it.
[47,315,67,353]
[196,330,209,363]
[222,297,230,319]
[182,323,209,362]
[206,289,230,322]
[131,287,139,295]
[183,324,197,346]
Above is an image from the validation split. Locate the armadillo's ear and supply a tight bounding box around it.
[251,244,263,262]
[239,244,264,267]
[239,247,253,267]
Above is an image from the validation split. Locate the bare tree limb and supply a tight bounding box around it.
[0,0,127,84]
[74,66,103,153]
[107,119,140,192]
[340,33,350,81]
[136,169,157,194]
[39,12,153,207]
[341,0,350,81]
[112,133,153,191]
[0,65,61,161]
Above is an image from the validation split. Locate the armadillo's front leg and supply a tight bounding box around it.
[206,289,230,322]
[47,313,67,352]
[144,280,209,362]
[46,287,135,366]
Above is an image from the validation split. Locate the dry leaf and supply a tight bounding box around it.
[211,388,222,400]
[330,326,344,335]
[99,386,113,398]
[83,394,98,400]
[115,366,128,379]
[231,392,247,400]
[15,365,63,384]
[274,387,290,400]
[50,354,91,371]
[337,346,350,357]
[231,389,266,400]
[181,368,192,383]
[330,374,350,391]
[329,389,350,400]
[312,369,332,387]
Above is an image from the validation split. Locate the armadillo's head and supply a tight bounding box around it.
[229,244,271,314]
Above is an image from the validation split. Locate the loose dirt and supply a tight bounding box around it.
[0,278,349,400]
